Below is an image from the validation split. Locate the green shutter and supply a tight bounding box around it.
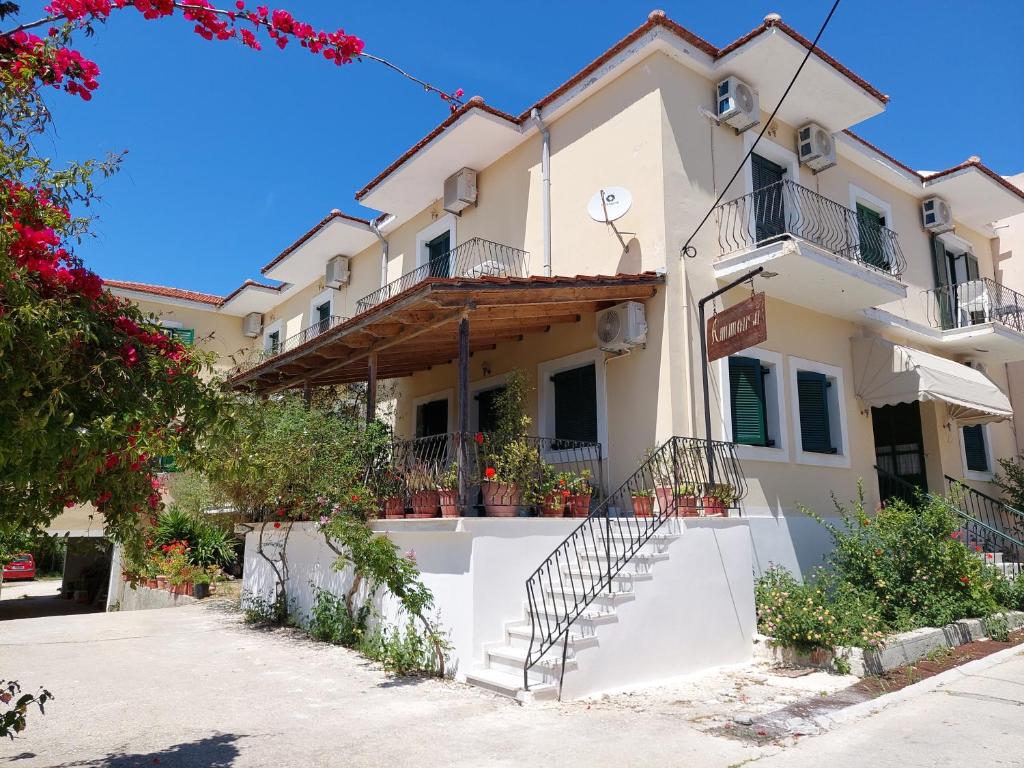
[552,364,598,444]
[856,204,887,270]
[797,371,835,454]
[962,425,989,473]
[931,236,954,330]
[171,328,195,345]
[965,253,980,281]
[729,356,769,446]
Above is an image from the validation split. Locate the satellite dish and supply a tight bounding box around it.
[588,187,633,223]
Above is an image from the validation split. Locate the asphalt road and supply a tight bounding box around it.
[2,603,1022,767]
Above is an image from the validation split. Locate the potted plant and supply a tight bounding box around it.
[537,467,570,518]
[405,461,440,518]
[676,482,699,517]
[702,483,736,517]
[630,488,655,517]
[374,469,405,519]
[438,462,461,518]
[566,469,594,518]
[192,570,211,599]
[479,371,539,517]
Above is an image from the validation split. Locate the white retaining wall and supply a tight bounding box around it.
[242,517,756,692]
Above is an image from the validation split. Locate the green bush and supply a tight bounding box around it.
[153,507,237,570]
[308,588,369,647]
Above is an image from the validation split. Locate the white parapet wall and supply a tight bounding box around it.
[242,517,756,691]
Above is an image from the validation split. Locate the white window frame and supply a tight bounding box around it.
[716,347,789,463]
[263,318,284,352]
[537,349,609,460]
[467,372,511,434]
[308,287,337,329]
[959,422,994,482]
[788,356,850,468]
[412,388,455,437]
[415,213,457,271]
[743,134,800,197]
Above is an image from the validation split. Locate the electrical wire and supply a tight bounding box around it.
[680,0,842,259]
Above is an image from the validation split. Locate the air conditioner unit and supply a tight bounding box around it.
[325,254,350,288]
[715,76,759,132]
[596,301,647,352]
[921,197,954,233]
[443,167,478,215]
[242,312,263,338]
[797,123,837,172]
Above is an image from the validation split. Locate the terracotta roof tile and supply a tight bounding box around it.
[104,279,224,306]
[260,209,372,275]
[923,160,1024,203]
[221,279,283,304]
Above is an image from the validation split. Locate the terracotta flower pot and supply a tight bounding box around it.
[482,482,522,517]
[146,578,158,589]
[631,495,654,517]
[701,497,727,517]
[156,576,168,590]
[539,492,568,518]
[381,496,405,519]
[438,489,460,518]
[408,490,440,518]
[654,486,676,516]
[678,495,699,517]
[568,493,592,518]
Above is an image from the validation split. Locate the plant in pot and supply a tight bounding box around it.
[537,467,571,518]
[374,468,406,520]
[192,570,211,599]
[630,488,655,517]
[479,370,539,517]
[405,461,440,518]
[702,483,736,517]
[566,469,594,518]
[437,461,462,518]
[675,482,699,516]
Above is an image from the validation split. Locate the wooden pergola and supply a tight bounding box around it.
[229,272,663,427]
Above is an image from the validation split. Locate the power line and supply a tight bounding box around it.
[680,0,842,259]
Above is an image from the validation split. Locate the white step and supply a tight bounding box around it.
[578,551,670,568]
[544,586,635,608]
[464,667,557,701]
[528,604,619,628]
[486,645,578,681]
[560,568,652,586]
[504,623,600,653]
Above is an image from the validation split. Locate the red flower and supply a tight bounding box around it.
[484,467,496,479]
[959,575,970,585]
[974,544,983,552]
[351,494,360,502]
[474,432,484,445]
[276,509,285,517]
[273,521,281,529]
[950,531,961,539]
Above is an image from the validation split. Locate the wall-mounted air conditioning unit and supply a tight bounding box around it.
[443,167,478,215]
[242,312,263,338]
[921,197,953,233]
[596,301,647,352]
[715,76,759,132]
[797,123,836,173]
[325,254,350,288]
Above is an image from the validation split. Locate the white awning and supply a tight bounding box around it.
[851,336,1013,425]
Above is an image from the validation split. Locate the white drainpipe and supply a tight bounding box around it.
[370,215,394,288]
[530,107,552,277]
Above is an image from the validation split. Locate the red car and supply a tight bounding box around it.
[3,553,36,581]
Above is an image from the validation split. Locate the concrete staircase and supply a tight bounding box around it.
[464,523,680,701]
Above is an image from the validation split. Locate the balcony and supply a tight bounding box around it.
[356,238,530,314]
[924,278,1024,362]
[234,314,348,375]
[713,180,908,316]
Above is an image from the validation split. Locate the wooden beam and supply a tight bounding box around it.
[366,352,377,424]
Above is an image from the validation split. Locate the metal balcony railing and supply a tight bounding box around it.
[356,238,529,314]
[924,278,1024,333]
[715,179,906,277]
[233,314,349,374]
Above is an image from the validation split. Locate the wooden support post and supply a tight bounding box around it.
[302,381,312,408]
[366,352,378,425]
[457,316,470,515]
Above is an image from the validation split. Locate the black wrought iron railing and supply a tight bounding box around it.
[367,432,605,518]
[356,238,529,314]
[924,278,1024,333]
[522,437,746,690]
[715,180,906,277]
[233,314,349,374]
[875,467,1023,579]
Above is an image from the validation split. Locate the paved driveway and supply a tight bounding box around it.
[2,603,1023,768]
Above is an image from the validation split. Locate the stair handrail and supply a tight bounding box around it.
[522,436,746,692]
[943,475,1024,546]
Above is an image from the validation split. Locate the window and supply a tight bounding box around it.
[415,214,456,275]
[475,386,504,434]
[166,327,194,345]
[789,357,849,467]
[729,356,771,447]
[266,330,280,353]
[315,301,331,331]
[426,231,451,278]
[932,234,982,329]
[551,363,598,445]
[797,371,835,454]
[849,186,894,273]
[308,288,336,334]
[962,424,991,476]
[415,398,449,438]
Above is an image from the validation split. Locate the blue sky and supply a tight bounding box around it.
[37,0,1024,295]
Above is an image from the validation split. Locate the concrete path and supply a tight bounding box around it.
[0,579,100,622]
[1,603,1022,767]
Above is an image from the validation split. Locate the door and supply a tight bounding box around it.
[475,386,504,434]
[856,203,888,271]
[315,301,331,334]
[751,154,786,244]
[426,231,451,278]
[872,402,927,503]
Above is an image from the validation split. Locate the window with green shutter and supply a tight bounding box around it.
[551,363,598,445]
[856,203,887,271]
[729,356,771,447]
[168,327,195,345]
[797,370,836,454]
[962,425,989,473]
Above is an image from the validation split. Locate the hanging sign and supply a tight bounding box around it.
[707,292,767,363]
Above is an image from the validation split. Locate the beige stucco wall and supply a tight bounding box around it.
[132,298,254,374]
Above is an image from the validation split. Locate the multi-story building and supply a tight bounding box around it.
[102,12,1024,695]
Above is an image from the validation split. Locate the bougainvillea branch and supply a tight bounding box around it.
[1,1,465,109]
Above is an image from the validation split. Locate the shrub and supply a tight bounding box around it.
[153,507,237,570]
[308,588,369,647]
